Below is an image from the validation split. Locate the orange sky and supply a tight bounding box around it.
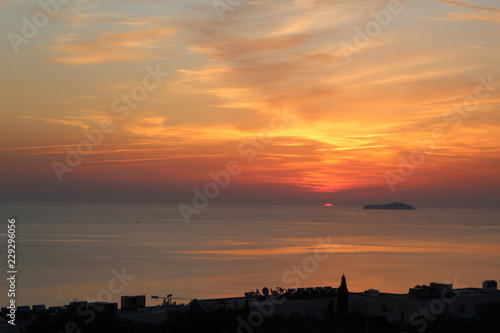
[1,0,499,207]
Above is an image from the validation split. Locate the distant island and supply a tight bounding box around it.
[363,201,415,210]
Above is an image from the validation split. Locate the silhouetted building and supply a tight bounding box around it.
[483,280,497,293]
[32,305,46,314]
[197,280,500,322]
[121,295,146,311]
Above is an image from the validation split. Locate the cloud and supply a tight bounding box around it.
[436,0,500,13]
[19,116,91,130]
[0,144,71,151]
[2,0,500,205]
[433,11,500,24]
[47,27,174,64]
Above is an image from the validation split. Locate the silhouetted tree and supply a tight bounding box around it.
[337,274,349,315]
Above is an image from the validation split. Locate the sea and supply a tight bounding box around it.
[1,202,499,308]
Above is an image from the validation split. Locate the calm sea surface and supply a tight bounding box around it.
[1,202,499,307]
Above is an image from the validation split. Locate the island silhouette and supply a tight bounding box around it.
[363,201,415,210]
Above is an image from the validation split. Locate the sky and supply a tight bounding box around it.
[0,0,499,207]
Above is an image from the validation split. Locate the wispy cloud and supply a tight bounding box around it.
[436,0,500,13]
[433,11,500,24]
[47,27,174,64]
[1,0,499,205]
[19,116,91,130]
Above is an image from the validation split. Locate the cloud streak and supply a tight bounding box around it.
[47,27,174,64]
[436,0,500,13]
[1,0,499,206]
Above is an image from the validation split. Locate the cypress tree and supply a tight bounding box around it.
[337,274,349,315]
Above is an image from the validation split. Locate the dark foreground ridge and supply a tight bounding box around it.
[7,278,500,333]
[363,201,415,210]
